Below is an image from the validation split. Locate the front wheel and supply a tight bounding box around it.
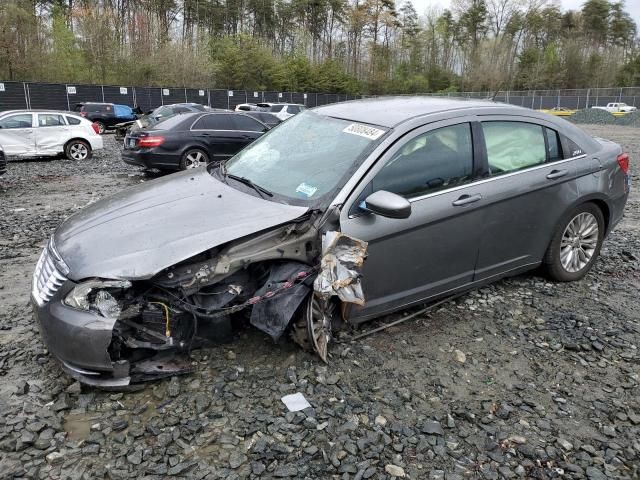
[65,140,92,161]
[543,203,605,282]
[179,149,209,170]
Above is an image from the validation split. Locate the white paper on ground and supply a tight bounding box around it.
[281,392,311,412]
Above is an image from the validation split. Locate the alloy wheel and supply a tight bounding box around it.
[69,143,88,160]
[184,151,205,169]
[560,212,599,273]
[305,295,334,363]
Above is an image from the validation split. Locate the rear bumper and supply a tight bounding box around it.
[88,136,104,151]
[121,149,180,170]
[607,190,629,236]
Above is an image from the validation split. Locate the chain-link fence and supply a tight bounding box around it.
[0,81,363,112]
[417,87,640,110]
[2,81,638,112]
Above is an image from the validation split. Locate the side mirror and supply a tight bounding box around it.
[363,190,411,219]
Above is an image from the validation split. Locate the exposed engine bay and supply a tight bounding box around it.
[63,217,368,386]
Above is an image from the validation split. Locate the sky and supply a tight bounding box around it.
[409,0,640,27]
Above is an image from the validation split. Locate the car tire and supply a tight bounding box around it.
[94,121,106,134]
[179,149,209,170]
[543,203,605,282]
[65,140,92,161]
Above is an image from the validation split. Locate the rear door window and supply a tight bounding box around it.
[482,122,546,175]
[191,114,235,130]
[66,116,82,125]
[233,115,265,132]
[0,114,33,129]
[288,105,301,114]
[544,127,563,162]
[372,123,474,198]
[37,114,65,127]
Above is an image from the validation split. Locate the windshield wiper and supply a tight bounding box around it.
[227,174,273,198]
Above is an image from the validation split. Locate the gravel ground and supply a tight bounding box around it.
[0,128,638,480]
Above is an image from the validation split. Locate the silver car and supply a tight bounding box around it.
[0,109,103,160]
[31,97,629,386]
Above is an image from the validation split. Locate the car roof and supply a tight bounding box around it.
[159,103,202,107]
[0,109,82,115]
[257,102,304,107]
[313,96,517,128]
[246,111,279,117]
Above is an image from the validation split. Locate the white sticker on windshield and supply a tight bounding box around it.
[343,123,385,140]
[296,182,318,197]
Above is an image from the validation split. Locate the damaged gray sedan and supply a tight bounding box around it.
[32,97,629,386]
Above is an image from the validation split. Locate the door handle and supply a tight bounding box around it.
[546,169,568,179]
[452,194,482,206]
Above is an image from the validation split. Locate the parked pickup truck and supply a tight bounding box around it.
[592,102,637,113]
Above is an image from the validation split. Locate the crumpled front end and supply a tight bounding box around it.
[32,223,368,387]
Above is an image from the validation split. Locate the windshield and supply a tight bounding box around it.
[223,110,388,204]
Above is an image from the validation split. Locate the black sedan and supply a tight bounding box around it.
[122,112,268,171]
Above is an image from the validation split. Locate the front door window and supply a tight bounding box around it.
[372,123,474,198]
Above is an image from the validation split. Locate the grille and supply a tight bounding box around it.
[32,239,68,306]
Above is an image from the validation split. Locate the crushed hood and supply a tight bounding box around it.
[54,169,308,280]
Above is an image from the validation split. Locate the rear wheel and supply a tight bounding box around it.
[65,140,91,161]
[544,203,604,282]
[94,121,106,134]
[179,149,209,170]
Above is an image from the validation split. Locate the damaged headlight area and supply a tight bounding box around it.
[64,280,132,316]
[48,230,368,386]
[101,261,319,383]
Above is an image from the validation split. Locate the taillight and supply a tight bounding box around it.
[617,153,629,174]
[138,136,165,148]
[91,123,100,134]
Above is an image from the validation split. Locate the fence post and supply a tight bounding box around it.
[557,90,560,108]
[618,87,623,103]
[585,88,590,109]
[65,84,70,111]
[101,85,105,102]
[594,89,599,107]
[22,82,29,109]
[184,88,188,102]
[530,90,535,109]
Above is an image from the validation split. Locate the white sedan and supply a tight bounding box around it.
[0,110,103,160]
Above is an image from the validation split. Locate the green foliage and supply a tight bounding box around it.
[47,7,88,82]
[617,54,640,86]
[0,0,637,94]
